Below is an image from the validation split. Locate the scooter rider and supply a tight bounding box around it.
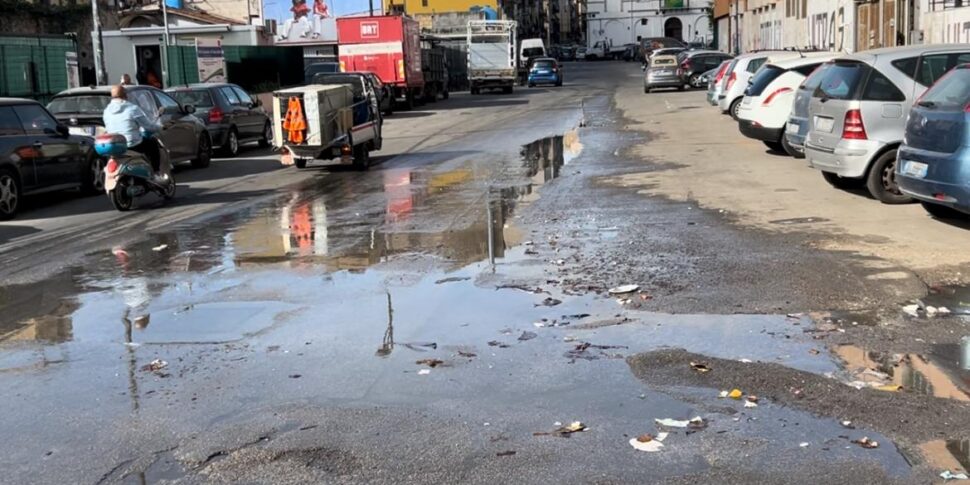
[102,85,164,174]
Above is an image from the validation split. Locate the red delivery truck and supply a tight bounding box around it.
[338,15,425,109]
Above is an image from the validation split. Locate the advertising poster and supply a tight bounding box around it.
[196,38,226,83]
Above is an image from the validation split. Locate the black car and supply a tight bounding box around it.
[360,73,394,115]
[0,98,99,219]
[677,51,735,88]
[47,85,212,174]
[167,83,272,157]
[304,62,341,84]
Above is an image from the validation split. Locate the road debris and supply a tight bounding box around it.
[728,389,743,399]
[496,450,516,457]
[487,341,510,348]
[941,471,970,481]
[841,420,855,429]
[563,341,628,362]
[629,432,668,452]
[152,244,168,252]
[800,442,810,448]
[689,361,711,373]
[416,359,444,368]
[288,374,302,379]
[435,277,471,284]
[403,342,438,352]
[539,297,563,307]
[851,437,879,449]
[534,421,588,438]
[417,369,431,375]
[654,417,705,429]
[458,351,477,358]
[608,285,639,295]
[518,331,538,341]
[140,359,168,372]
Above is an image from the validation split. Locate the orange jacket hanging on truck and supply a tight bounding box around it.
[282,96,306,144]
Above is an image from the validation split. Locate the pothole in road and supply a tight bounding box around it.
[833,344,970,401]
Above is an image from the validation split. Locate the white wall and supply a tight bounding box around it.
[919,2,970,44]
[586,0,713,49]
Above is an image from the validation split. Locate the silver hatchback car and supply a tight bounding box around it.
[804,44,970,203]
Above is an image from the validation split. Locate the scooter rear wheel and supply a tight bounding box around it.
[110,180,134,211]
[162,175,176,200]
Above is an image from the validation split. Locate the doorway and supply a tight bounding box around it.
[135,45,163,88]
[664,17,683,41]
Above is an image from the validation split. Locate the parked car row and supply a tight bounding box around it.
[709,44,970,219]
[644,50,734,93]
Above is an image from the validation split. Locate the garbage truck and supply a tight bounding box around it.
[467,20,517,95]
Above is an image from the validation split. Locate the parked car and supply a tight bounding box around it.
[897,63,970,218]
[576,47,588,61]
[718,51,802,119]
[47,85,212,171]
[0,98,100,219]
[784,62,835,158]
[678,50,734,88]
[648,47,687,66]
[560,46,576,62]
[639,37,687,62]
[528,58,563,87]
[360,72,394,115]
[304,62,341,84]
[804,45,970,203]
[644,55,683,93]
[737,53,837,155]
[707,60,733,106]
[167,83,271,157]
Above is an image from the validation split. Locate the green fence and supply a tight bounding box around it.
[165,45,304,92]
[0,35,77,104]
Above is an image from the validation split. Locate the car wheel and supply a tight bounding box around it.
[442,90,450,100]
[865,150,911,204]
[294,158,308,169]
[644,86,651,94]
[0,168,21,220]
[689,74,702,88]
[222,128,239,157]
[192,133,212,169]
[921,201,967,220]
[81,155,106,195]
[781,135,802,159]
[528,83,535,87]
[352,144,370,171]
[258,122,272,148]
[763,140,785,153]
[471,87,480,95]
[729,98,743,121]
[822,171,865,190]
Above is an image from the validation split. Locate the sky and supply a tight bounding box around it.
[265,0,375,25]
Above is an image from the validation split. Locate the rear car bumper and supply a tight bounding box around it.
[738,119,782,143]
[528,74,561,84]
[208,125,229,148]
[897,146,970,214]
[804,139,881,178]
[645,76,683,89]
[784,117,809,154]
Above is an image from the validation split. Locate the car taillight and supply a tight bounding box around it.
[397,60,405,80]
[762,87,793,106]
[209,106,224,124]
[715,65,728,82]
[842,109,867,140]
[681,60,692,71]
[105,158,118,173]
[964,102,970,113]
[339,61,346,72]
[725,72,737,90]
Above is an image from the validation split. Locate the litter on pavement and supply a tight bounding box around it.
[534,421,588,437]
[851,437,879,449]
[140,359,168,372]
[608,285,639,295]
[655,417,705,429]
[941,471,970,481]
[629,432,669,452]
[416,358,444,368]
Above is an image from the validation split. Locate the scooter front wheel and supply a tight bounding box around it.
[162,176,176,200]
[109,180,134,211]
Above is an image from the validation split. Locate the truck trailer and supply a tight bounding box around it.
[467,20,517,95]
[337,15,425,109]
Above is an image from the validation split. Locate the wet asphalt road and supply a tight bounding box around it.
[1,62,969,484]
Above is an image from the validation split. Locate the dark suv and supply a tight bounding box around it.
[48,85,212,170]
[0,98,99,219]
[168,83,272,157]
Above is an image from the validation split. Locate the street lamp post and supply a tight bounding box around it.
[91,0,107,85]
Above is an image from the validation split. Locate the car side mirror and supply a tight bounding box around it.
[53,124,69,137]
[182,104,196,114]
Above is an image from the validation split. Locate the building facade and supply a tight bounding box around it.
[918,0,970,44]
[585,0,713,51]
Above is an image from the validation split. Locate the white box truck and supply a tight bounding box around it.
[467,20,517,95]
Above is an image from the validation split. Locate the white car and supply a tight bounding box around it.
[736,53,838,155]
[718,50,803,119]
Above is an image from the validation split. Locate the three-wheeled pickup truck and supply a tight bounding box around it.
[272,81,383,170]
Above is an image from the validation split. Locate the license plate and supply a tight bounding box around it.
[814,116,835,133]
[69,126,95,136]
[537,70,550,74]
[902,160,928,179]
[786,121,799,133]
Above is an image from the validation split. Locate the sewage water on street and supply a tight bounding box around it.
[0,132,918,482]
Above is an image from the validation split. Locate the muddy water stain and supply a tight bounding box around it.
[834,344,970,401]
[920,439,970,475]
[922,284,970,315]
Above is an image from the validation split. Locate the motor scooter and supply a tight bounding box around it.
[95,133,176,211]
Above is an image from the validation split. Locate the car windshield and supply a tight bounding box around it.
[918,67,970,110]
[746,65,786,96]
[169,90,214,107]
[533,60,555,69]
[313,74,364,96]
[523,47,544,57]
[814,61,868,100]
[799,62,832,91]
[47,94,110,115]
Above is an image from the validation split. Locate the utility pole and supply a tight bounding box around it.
[161,0,171,87]
[91,0,107,85]
[369,0,374,16]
